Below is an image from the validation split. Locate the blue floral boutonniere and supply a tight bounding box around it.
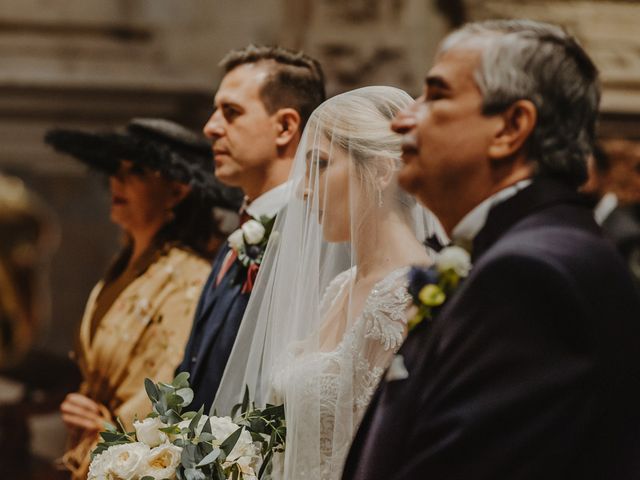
[407,245,472,331]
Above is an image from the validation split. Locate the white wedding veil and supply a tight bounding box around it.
[213,86,445,479]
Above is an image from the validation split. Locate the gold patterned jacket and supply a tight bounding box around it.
[63,245,210,479]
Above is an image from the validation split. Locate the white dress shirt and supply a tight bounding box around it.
[245,181,292,219]
[452,179,533,244]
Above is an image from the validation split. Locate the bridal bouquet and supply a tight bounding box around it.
[88,373,285,480]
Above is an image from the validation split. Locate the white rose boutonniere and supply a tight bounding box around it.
[241,219,266,245]
[226,215,277,293]
[435,245,472,277]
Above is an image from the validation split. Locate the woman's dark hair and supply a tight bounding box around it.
[158,187,219,258]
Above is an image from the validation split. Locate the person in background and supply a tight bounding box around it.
[582,138,640,289]
[45,118,242,480]
[0,172,58,369]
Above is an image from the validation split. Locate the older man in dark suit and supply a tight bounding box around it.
[343,20,640,480]
[177,46,325,413]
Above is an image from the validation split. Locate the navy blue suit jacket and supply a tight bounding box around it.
[343,178,640,480]
[177,243,250,413]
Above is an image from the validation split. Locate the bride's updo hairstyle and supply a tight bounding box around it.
[309,86,417,217]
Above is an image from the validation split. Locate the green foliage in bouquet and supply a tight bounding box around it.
[90,373,286,480]
[230,387,286,479]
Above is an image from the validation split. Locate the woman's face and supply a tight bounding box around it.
[304,136,352,243]
[108,161,176,235]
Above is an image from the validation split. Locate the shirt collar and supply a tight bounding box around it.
[452,179,533,244]
[245,181,291,219]
[594,192,618,225]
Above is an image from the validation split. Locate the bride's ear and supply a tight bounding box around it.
[275,108,302,148]
[376,157,397,190]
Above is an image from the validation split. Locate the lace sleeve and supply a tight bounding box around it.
[361,266,412,352]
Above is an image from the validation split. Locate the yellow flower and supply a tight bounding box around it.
[418,284,446,307]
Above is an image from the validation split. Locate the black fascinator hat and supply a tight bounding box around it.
[44,118,243,210]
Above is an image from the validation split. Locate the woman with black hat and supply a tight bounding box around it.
[45,118,242,480]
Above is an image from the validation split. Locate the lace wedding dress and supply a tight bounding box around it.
[271,266,412,480]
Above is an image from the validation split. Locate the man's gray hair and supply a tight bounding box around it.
[441,19,600,186]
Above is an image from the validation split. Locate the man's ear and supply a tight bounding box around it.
[488,100,537,161]
[274,108,302,148]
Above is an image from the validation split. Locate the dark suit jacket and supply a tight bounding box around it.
[343,178,640,480]
[602,204,640,290]
[176,243,250,412]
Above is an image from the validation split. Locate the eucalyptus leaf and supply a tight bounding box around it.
[241,386,250,414]
[195,447,221,467]
[184,468,206,480]
[166,409,183,424]
[258,448,274,479]
[167,394,184,410]
[181,443,199,468]
[144,378,160,402]
[177,388,194,407]
[172,371,191,389]
[219,426,243,456]
[104,422,118,433]
[189,407,204,435]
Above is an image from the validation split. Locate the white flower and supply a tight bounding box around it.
[435,245,471,277]
[134,416,168,448]
[88,450,110,480]
[208,416,261,471]
[241,220,266,245]
[176,415,208,438]
[228,228,245,251]
[91,442,150,480]
[137,443,182,479]
[385,354,409,382]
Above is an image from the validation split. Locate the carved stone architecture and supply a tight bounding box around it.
[280,0,450,95]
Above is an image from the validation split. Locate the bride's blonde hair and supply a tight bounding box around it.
[310,85,416,210]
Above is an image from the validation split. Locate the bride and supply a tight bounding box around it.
[213,86,444,479]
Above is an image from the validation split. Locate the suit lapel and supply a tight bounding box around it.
[191,260,245,381]
[194,245,231,326]
[472,177,592,261]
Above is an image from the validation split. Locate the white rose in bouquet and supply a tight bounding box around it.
[134,416,168,447]
[89,442,150,480]
[209,416,261,473]
[175,414,208,437]
[88,449,110,480]
[241,220,265,245]
[435,245,471,277]
[137,443,182,480]
[228,228,245,251]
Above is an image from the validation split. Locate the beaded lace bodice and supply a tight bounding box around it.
[271,266,412,479]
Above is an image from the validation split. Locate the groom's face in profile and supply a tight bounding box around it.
[393,43,502,232]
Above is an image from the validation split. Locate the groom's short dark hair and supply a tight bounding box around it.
[220,45,326,130]
[441,19,600,187]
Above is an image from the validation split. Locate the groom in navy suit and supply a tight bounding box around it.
[343,20,640,479]
[177,46,325,412]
